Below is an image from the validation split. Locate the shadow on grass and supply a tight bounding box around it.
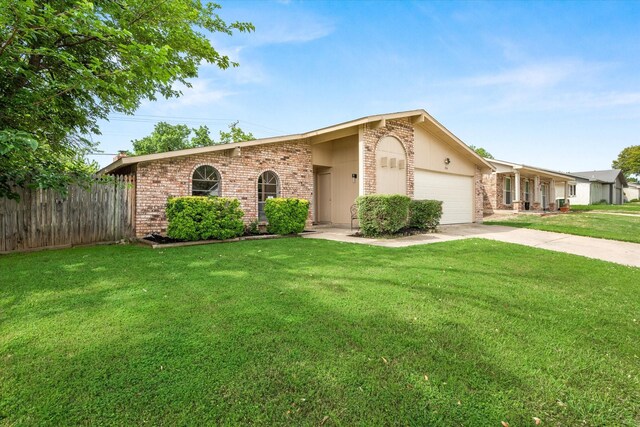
[1,239,639,425]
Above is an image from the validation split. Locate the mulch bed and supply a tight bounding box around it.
[140,231,316,249]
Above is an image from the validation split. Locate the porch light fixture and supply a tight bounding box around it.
[444,157,451,165]
[351,173,358,183]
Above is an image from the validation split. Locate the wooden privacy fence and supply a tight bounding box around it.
[0,175,135,253]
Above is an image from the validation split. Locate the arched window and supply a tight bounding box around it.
[257,171,279,221]
[192,165,221,196]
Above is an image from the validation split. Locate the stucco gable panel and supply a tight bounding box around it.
[414,125,476,176]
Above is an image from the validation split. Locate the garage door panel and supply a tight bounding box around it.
[414,169,473,224]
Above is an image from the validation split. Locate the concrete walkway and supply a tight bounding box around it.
[303,224,640,268]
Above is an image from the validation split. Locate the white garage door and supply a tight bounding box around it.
[414,169,474,224]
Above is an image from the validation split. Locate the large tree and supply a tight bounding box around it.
[0,0,252,199]
[131,121,255,155]
[468,145,495,159]
[217,121,255,145]
[612,145,640,182]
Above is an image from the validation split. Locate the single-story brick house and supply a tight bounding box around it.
[482,159,575,213]
[100,109,494,237]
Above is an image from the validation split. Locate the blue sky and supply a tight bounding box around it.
[90,0,640,172]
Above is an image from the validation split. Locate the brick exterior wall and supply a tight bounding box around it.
[361,118,415,198]
[474,166,484,222]
[482,173,498,213]
[131,118,489,235]
[134,139,313,237]
[482,172,554,213]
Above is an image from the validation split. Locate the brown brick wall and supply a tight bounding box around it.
[135,139,313,236]
[474,166,484,222]
[482,172,554,212]
[361,118,415,197]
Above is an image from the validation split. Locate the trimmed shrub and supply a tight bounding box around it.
[244,219,260,236]
[264,198,309,235]
[166,196,244,241]
[356,194,410,236]
[409,199,443,231]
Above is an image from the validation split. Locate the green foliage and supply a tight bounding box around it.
[191,125,215,148]
[131,122,212,155]
[356,194,411,236]
[244,219,260,236]
[0,0,253,198]
[264,198,309,235]
[592,199,609,205]
[131,121,255,155]
[468,145,494,159]
[218,121,255,145]
[612,145,640,181]
[409,199,443,230]
[166,196,244,241]
[0,131,98,200]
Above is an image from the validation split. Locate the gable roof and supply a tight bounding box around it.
[569,169,628,186]
[485,159,574,181]
[99,109,494,175]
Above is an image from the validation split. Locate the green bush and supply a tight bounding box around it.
[409,199,443,231]
[356,194,410,236]
[244,219,260,236]
[264,198,309,235]
[592,199,609,205]
[166,196,244,241]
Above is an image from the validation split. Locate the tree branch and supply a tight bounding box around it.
[0,27,19,56]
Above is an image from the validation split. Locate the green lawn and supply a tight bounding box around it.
[570,203,640,214]
[485,212,640,243]
[1,239,639,426]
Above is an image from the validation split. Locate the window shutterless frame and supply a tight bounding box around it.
[192,165,221,196]
[504,176,512,205]
[257,171,279,221]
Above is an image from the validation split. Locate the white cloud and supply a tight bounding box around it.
[463,60,607,89]
[251,16,334,45]
[215,8,334,48]
[451,58,639,113]
[139,80,234,112]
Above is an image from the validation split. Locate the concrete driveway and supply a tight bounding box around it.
[304,224,640,268]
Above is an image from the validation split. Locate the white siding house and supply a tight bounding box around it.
[624,182,640,201]
[556,169,628,205]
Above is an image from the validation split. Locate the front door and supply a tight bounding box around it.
[317,172,332,223]
[541,183,548,209]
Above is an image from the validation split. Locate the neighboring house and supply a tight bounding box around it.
[482,159,574,213]
[100,109,494,237]
[556,169,627,205]
[624,182,640,201]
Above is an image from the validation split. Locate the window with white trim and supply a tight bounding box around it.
[258,171,279,221]
[504,176,513,205]
[192,165,221,196]
[569,184,577,197]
